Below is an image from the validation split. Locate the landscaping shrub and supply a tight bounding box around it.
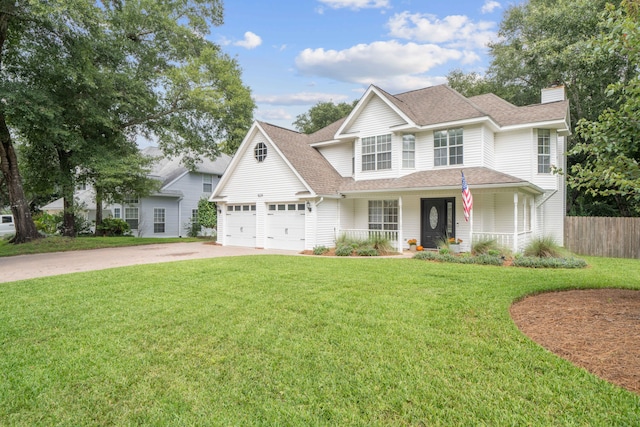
[367,235,393,255]
[335,245,353,256]
[356,246,378,256]
[472,238,499,255]
[313,245,329,255]
[96,218,131,236]
[33,212,59,235]
[413,251,438,260]
[185,221,201,238]
[513,256,587,269]
[524,236,564,258]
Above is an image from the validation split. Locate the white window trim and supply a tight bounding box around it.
[153,208,166,233]
[434,128,463,167]
[537,129,551,174]
[361,134,392,171]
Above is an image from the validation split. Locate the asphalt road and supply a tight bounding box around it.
[0,242,298,283]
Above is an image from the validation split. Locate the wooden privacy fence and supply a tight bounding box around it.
[564,216,640,259]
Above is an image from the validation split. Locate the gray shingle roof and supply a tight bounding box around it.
[258,122,348,196]
[141,146,231,188]
[339,167,536,193]
[254,84,568,195]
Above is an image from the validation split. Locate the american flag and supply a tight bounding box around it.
[461,172,473,222]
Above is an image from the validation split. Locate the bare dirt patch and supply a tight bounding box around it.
[510,288,640,394]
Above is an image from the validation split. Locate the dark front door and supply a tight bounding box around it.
[421,198,455,249]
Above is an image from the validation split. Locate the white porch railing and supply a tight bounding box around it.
[339,229,400,251]
[473,231,533,253]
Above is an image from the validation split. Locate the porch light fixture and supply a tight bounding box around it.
[306,201,312,212]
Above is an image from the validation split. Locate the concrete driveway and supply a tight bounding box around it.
[0,242,299,283]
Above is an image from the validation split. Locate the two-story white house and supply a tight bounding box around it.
[210,84,570,252]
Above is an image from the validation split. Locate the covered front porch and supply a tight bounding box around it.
[336,189,540,254]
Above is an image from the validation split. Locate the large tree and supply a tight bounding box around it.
[0,0,255,240]
[447,0,633,215]
[568,1,640,216]
[293,100,357,134]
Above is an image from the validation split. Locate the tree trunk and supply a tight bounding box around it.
[94,188,103,236]
[0,1,40,243]
[58,151,76,237]
[0,116,41,243]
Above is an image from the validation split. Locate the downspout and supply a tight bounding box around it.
[178,197,183,237]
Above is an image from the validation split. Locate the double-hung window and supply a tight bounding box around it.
[368,200,398,230]
[402,134,415,168]
[538,129,551,173]
[125,207,139,230]
[361,134,392,171]
[153,208,165,233]
[434,128,463,166]
[203,175,213,193]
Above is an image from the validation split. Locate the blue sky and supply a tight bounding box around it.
[210,0,518,130]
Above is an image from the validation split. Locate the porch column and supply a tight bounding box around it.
[397,196,403,252]
[530,196,536,236]
[513,192,519,252]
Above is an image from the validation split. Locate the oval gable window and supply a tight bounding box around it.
[254,142,267,162]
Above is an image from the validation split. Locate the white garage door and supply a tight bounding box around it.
[266,203,306,250]
[225,204,256,247]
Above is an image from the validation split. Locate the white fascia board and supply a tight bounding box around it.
[340,181,543,196]
[309,139,344,148]
[406,116,500,133]
[210,122,261,198]
[500,119,568,132]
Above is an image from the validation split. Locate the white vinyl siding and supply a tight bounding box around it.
[317,142,354,177]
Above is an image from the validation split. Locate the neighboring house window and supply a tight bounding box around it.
[361,134,392,171]
[113,208,121,219]
[402,134,415,168]
[153,208,165,233]
[125,207,139,230]
[124,197,139,204]
[191,209,198,223]
[434,128,463,166]
[203,174,213,193]
[255,142,267,162]
[538,129,551,173]
[368,200,398,230]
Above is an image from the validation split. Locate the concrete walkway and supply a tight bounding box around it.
[0,242,299,283]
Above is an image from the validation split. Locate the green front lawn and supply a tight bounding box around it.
[1,256,638,425]
[0,236,202,257]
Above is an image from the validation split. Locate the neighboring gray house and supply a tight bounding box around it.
[43,147,231,237]
[211,84,570,252]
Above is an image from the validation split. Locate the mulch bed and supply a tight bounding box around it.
[510,289,640,394]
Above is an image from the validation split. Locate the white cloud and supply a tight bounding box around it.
[317,0,390,11]
[257,108,293,121]
[255,92,350,106]
[481,1,501,14]
[234,31,262,49]
[295,40,463,86]
[387,12,496,49]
